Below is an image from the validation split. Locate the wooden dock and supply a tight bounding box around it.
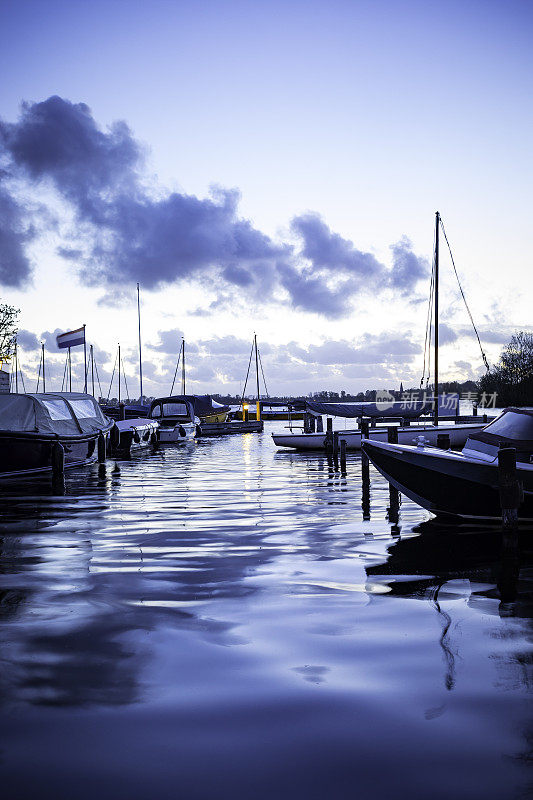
[198,420,264,436]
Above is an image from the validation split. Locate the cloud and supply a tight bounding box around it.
[291,332,421,366]
[0,177,34,287]
[16,328,39,350]
[0,96,428,316]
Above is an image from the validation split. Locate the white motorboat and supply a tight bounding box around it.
[272,420,484,451]
[149,397,198,443]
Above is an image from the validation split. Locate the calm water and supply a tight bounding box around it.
[0,422,531,799]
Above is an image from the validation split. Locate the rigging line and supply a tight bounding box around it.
[439,218,490,371]
[107,350,118,401]
[121,353,131,400]
[61,354,68,392]
[258,347,270,398]
[20,368,26,393]
[93,357,103,399]
[239,341,255,409]
[35,350,42,392]
[169,344,182,395]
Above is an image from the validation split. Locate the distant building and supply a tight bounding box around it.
[0,370,9,393]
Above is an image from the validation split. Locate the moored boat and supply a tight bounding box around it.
[362,407,533,521]
[0,392,114,479]
[109,418,159,455]
[148,397,198,443]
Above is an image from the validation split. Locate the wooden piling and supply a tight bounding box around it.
[97,432,106,463]
[325,417,333,453]
[437,432,451,450]
[309,415,316,433]
[333,430,339,456]
[51,441,65,493]
[387,426,398,444]
[119,402,126,421]
[340,439,347,473]
[316,416,324,433]
[498,447,522,529]
[360,419,369,440]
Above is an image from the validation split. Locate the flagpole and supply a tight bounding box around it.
[83,324,87,393]
[42,342,46,393]
[137,283,143,401]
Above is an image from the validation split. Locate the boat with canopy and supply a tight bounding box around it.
[0,392,114,478]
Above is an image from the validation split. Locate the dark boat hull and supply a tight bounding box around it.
[0,432,108,479]
[362,440,533,521]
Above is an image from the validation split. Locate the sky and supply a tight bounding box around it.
[0,0,531,398]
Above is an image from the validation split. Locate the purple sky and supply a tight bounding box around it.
[0,0,531,397]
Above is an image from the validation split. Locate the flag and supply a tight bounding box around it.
[56,326,85,350]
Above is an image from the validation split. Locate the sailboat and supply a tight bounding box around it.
[273,212,488,451]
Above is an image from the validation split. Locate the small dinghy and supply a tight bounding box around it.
[362,408,533,521]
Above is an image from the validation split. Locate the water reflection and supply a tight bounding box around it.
[0,430,531,799]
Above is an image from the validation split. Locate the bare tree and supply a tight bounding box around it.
[0,302,20,365]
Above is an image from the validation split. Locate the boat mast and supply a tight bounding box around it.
[14,339,18,392]
[42,342,46,393]
[118,343,121,405]
[137,283,143,400]
[433,211,440,426]
[254,333,261,421]
[181,339,186,394]
[90,345,95,397]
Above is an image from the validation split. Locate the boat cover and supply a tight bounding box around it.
[0,393,113,436]
[471,407,533,451]
[297,394,459,419]
[154,395,230,417]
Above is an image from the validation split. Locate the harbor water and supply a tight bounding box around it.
[0,421,531,799]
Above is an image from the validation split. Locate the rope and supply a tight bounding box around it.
[107,350,118,401]
[170,343,182,395]
[35,351,42,392]
[94,357,103,399]
[258,347,270,398]
[121,353,131,401]
[61,354,68,392]
[239,341,255,409]
[439,218,490,371]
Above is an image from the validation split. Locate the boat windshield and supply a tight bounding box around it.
[482,410,533,441]
[41,398,73,421]
[69,398,99,419]
[152,402,190,418]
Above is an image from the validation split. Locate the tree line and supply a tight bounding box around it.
[1,301,531,407]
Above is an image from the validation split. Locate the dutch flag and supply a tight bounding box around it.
[56,326,85,350]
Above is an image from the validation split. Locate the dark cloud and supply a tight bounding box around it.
[389,236,428,291]
[147,328,198,354]
[0,96,428,316]
[438,322,459,345]
[0,178,34,287]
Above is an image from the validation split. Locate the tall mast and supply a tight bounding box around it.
[137,282,143,400]
[254,333,261,422]
[14,340,18,393]
[90,345,95,397]
[118,343,121,404]
[433,211,440,426]
[254,334,260,401]
[42,342,46,393]
[83,324,87,393]
[181,339,186,394]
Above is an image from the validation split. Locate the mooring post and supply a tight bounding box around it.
[51,441,65,493]
[340,439,347,474]
[119,402,126,421]
[304,412,310,433]
[244,406,249,422]
[316,416,324,433]
[387,426,398,445]
[387,427,400,522]
[97,432,106,463]
[498,447,521,530]
[360,419,369,440]
[437,432,450,450]
[333,430,339,456]
[473,404,478,417]
[325,417,333,453]
[309,415,316,433]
